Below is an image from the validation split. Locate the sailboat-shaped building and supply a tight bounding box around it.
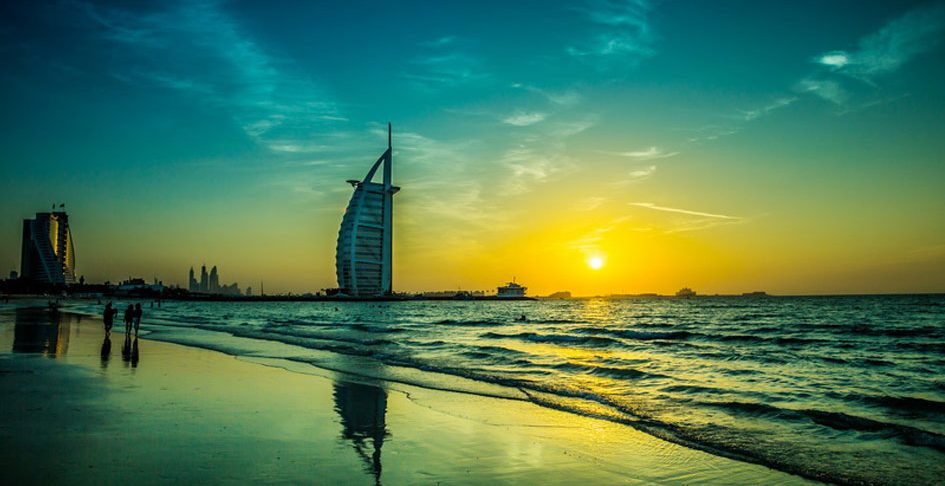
[335,123,399,297]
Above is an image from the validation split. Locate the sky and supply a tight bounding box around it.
[1,0,944,296]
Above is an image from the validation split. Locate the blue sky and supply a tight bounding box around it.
[1,0,943,294]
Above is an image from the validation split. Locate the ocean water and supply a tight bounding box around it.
[73,295,945,485]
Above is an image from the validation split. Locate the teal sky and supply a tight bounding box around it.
[1,1,944,295]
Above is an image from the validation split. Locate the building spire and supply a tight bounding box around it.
[388,122,392,150]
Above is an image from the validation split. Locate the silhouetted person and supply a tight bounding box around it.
[123,304,134,334]
[101,336,111,367]
[103,302,116,336]
[133,303,142,336]
[131,337,139,367]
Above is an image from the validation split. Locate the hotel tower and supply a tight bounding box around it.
[335,123,399,296]
[20,210,77,284]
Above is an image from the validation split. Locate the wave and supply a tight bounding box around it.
[803,410,945,453]
[480,331,623,347]
[597,329,695,341]
[850,325,942,338]
[701,400,945,453]
[551,362,665,380]
[843,393,945,415]
[660,384,731,395]
[434,319,505,327]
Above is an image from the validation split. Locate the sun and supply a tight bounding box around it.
[588,256,604,270]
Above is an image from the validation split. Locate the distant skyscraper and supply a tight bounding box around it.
[188,267,197,292]
[335,123,399,296]
[187,264,239,295]
[209,266,219,293]
[199,265,208,292]
[20,210,77,284]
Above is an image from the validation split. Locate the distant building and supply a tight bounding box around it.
[245,286,252,296]
[335,123,399,297]
[497,279,527,298]
[199,265,209,292]
[118,278,165,293]
[8,270,17,280]
[20,210,77,284]
[676,287,697,298]
[420,290,486,298]
[186,264,240,296]
[209,266,219,293]
[188,267,198,292]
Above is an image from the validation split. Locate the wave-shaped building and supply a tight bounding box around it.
[335,124,400,297]
[20,210,77,284]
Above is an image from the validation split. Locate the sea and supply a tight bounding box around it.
[71,295,945,485]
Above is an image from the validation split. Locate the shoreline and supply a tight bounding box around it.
[0,307,813,484]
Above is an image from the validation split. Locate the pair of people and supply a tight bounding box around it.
[103,302,142,336]
[124,303,142,335]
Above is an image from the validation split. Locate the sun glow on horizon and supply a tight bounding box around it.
[588,256,605,270]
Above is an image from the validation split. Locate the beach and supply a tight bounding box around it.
[0,306,811,484]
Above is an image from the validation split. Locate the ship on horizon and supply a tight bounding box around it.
[497,279,527,299]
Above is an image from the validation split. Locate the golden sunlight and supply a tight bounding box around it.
[588,256,604,270]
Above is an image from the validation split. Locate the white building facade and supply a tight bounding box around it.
[335,124,399,296]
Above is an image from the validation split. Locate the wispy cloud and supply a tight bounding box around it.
[795,77,849,105]
[550,116,597,137]
[627,164,656,179]
[682,124,741,144]
[567,0,657,65]
[405,37,487,89]
[610,164,657,186]
[812,3,945,81]
[630,202,739,220]
[421,35,457,48]
[513,83,583,106]
[629,202,744,233]
[80,0,342,156]
[603,146,679,160]
[500,144,575,195]
[502,111,548,126]
[739,96,797,121]
[798,2,945,109]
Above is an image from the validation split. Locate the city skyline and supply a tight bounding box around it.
[2,1,944,296]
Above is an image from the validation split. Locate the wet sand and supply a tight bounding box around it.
[0,307,813,484]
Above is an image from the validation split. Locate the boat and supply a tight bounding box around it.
[497,279,527,298]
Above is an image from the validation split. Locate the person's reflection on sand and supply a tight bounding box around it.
[333,380,388,485]
[100,336,111,368]
[13,307,71,356]
[121,332,132,363]
[131,337,139,368]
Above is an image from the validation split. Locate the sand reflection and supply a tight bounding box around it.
[333,379,388,485]
[12,308,73,356]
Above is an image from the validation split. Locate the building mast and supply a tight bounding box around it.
[382,122,393,295]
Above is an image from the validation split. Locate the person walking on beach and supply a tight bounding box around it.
[133,303,142,336]
[103,302,116,336]
[124,304,134,334]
